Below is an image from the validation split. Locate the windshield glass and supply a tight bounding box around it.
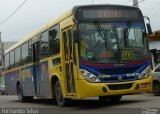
[78,22,149,63]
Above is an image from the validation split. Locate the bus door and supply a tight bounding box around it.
[62,28,76,96]
[32,42,42,95]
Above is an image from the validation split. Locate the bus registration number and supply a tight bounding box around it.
[121,48,134,61]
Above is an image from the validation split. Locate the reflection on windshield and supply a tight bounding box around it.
[79,22,148,63]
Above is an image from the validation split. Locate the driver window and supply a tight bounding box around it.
[135,29,143,47]
[95,33,104,49]
[116,28,125,48]
[128,29,136,46]
[128,28,143,47]
[80,34,89,59]
[108,29,118,50]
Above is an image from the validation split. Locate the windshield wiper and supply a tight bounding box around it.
[94,21,108,50]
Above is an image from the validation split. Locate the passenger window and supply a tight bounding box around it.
[10,51,15,68]
[5,54,9,69]
[22,42,29,64]
[28,41,32,62]
[40,31,49,59]
[49,25,60,55]
[15,47,21,66]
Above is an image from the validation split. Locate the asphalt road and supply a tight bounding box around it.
[0,94,160,114]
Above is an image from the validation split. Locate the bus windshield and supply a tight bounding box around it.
[78,22,149,64]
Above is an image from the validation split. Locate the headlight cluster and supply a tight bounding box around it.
[138,66,151,79]
[80,69,101,82]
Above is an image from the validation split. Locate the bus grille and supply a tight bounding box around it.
[102,76,136,82]
[96,66,140,75]
[108,83,133,90]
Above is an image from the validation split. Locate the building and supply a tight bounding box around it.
[3,42,17,51]
[148,30,160,68]
[0,32,17,86]
[0,32,4,86]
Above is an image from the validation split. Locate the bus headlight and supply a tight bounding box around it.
[138,66,151,79]
[80,69,101,82]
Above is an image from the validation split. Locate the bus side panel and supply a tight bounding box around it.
[39,61,51,97]
[21,65,35,96]
[4,70,19,95]
[4,72,10,95]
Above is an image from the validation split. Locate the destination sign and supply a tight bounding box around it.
[75,7,142,20]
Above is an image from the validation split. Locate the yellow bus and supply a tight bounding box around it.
[4,5,152,106]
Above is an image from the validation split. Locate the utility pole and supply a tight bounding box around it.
[0,32,4,69]
[92,0,93,4]
[133,0,139,7]
[0,32,4,85]
[0,32,1,43]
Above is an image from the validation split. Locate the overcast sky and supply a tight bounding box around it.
[0,0,160,42]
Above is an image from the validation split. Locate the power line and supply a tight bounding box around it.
[124,0,132,5]
[0,0,28,27]
[118,0,125,4]
[146,0,160,15]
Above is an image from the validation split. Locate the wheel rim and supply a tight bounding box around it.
[55,85,63,102]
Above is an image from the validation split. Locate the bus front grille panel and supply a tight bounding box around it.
[108,83,133,90]
[102,76,136,82]
[96,66,140,75]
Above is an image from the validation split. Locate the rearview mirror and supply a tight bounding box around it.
[146,23,152,35]
[144,16,152,35]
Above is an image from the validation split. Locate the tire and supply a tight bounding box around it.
[99,95,122,102]
[108,95,122,102]
[99,96,108,101]
[54,81,70,107]
[153,82,160,96]
[17,84,33,102]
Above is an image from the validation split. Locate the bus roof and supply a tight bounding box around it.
[5,9,72,54]
[72,4,140,13]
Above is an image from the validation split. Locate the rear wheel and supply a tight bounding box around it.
[17,84,33,102]
[153,82,160,96]
[54,81,70,107]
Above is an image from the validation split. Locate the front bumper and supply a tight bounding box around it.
[76,74,152,99]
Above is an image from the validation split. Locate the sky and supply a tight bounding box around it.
[0,0,160,42]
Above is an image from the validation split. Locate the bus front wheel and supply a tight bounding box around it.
[54,81,70,106]
[153,82,160,96]
[99,95,122,102]
[108,95,122,102]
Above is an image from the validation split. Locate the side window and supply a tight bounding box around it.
[155,65,160,72]
[49,25,60,55]
[22,42,29,64]
[15,47,21,66]
[28,41,32,62]
[10,50,15,68]
[40,31,49,59]
[5,54,9,69]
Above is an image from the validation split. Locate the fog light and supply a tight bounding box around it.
[102,86,107,93]
[135,84,139,90]
[141,83,151,88]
